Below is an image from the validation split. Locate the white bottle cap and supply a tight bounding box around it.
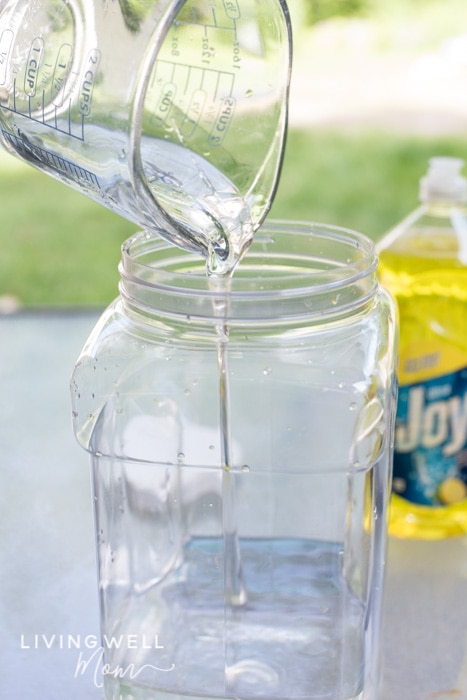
[419,157,467,204]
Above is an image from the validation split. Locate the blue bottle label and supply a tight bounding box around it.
[392,368,467,506]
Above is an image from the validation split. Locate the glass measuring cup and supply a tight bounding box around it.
[0,0,292,272]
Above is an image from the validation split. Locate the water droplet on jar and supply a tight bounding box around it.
[349,402,357,411]
[177,452,185,463]
[241,465,250,473]
[263,367,272,376]
[184,389,191,396]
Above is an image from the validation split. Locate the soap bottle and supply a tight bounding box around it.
[377,156,467,538]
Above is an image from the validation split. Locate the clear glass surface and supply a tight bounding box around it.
[71,221,397,700]
[0,0,291,267]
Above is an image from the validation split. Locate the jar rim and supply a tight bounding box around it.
[119,220,378,323]
[122,220,376,291]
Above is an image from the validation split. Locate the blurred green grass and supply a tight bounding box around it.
[0,128,466,307]
[271,128,467,235]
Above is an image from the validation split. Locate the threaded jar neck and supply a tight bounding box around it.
[119,220,378,327]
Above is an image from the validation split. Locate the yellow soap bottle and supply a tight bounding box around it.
[377,157,467,538]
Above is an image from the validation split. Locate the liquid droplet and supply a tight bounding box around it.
[177,452,185,463]
[349,402,357,411]
[241,465,250,473]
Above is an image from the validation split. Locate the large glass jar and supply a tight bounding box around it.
[71,221,397,700]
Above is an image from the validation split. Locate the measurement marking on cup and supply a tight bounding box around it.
[0,29,13,85]
[1,90,85,141]
[155,60,235,99]
[174,17,236,31]
[2,130,99,188]
[223,0,241,20]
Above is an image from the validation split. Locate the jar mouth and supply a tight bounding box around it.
[120,220,378,323]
